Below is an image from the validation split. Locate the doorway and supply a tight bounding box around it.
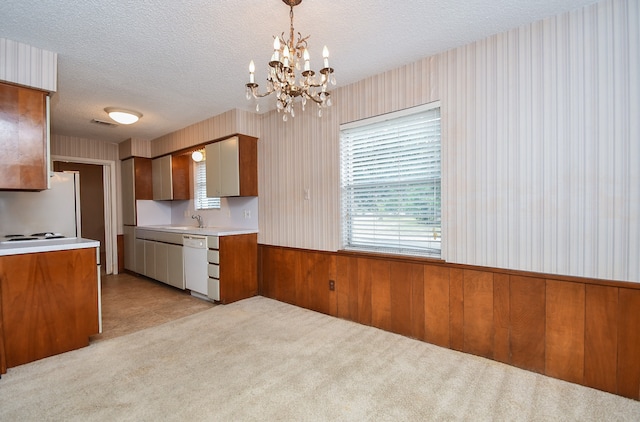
[53,161,106,267]
[52,155,118,275]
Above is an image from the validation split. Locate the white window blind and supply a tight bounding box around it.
[340,103,441,258]
[194,159,220,210]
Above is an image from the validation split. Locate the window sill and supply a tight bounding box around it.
[336,249,445,265]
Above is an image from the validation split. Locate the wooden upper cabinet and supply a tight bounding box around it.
[171,154,190,200]
[151,154,190,201]
[205,135,257,197]
[0,82,48,190]
[134,157,152,200]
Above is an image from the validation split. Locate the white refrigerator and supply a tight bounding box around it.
[0,172,81,238]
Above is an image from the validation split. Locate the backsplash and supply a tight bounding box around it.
[136,196,258,230]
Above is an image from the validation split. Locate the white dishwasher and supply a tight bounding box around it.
[183,235,208,299]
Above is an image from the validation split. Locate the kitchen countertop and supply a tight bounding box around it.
[136,225,258,237]
[0,237,100,256]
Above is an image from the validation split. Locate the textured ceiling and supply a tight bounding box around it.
[1,0,597,143]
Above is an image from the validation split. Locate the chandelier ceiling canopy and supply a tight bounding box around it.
[245,0,336,121]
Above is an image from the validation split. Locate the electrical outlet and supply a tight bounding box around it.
[304,188,310,200]
[243,210,251,219]
[329,280,335,291]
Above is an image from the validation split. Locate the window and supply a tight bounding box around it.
[340,102,441,258]
[194,158,220,210]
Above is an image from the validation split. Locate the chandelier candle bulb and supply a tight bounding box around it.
[283,45,290,68]
[322,46,329,68]
[303,49,310,71]
[273,37,280,61]
[249,61,255,83]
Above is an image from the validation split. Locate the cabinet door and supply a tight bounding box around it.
[218,233,258,304]
[143,240,155,279]
[237,135,258,196]
[134,238,145,274]
[0,248,98,368]
[152,155,174,200]
[205,142,221,197]
[134,157,153,200]
[171,154,191,200]
[219,137,240,196]
[0,82,48,190]
[121,159,136,225]
[154,242,169,284]
[151,157,163,200]
[160,155,173,199]
[123,225,136,271]
[205,137,240,197]
[167,244,185,289]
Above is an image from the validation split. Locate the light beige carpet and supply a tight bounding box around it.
[1,296,638,421]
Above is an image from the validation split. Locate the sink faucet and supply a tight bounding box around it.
[191,214,204,228]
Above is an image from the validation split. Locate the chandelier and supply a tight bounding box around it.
[245,0,336,121]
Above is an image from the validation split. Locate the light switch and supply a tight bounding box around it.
[304,188,310,200]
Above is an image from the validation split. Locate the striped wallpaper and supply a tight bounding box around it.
[0,38,57,92]
[118,138,151,160]
[51,134,119,162]
[149,108,260,158]
[257,0,639,283]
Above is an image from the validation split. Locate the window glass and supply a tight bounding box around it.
[340,102,441,258]
[194,158,220,210]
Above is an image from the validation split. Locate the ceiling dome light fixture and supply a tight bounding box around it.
[191,150,204,162]
[104,107,142,125]
[245,0,335,121]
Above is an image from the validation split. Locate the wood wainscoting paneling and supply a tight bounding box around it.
[509,276,546,373]
[492,273,510,364]
[258,244,640,401]
[584,284,618,394]
[545,280,585,384]
[462,269,494,359]
[617,289,640,400]
[424,265,450,348]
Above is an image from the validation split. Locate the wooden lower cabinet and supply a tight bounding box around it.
[166,244,184,290]
[134,238,145,274]
[0,248,99,371]
[258,244,640,401]
[219,234,258,304]
[151,242,184,290]
[129,232,256,303]
[132,235,185,290]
